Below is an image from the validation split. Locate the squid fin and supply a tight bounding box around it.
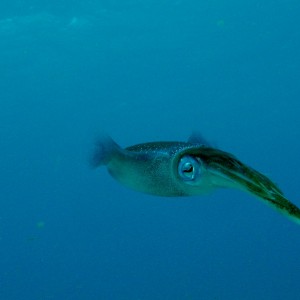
[90,136,121,167]
[188,132,210,146]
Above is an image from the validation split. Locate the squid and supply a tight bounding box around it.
[91,135,300,224]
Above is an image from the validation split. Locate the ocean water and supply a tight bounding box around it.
[1,1,300,299]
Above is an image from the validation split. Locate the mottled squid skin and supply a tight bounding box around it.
[92,136,300,224]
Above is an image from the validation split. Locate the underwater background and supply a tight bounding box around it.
[1,0,300,299]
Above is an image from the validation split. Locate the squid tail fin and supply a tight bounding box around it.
[90,136,121,168]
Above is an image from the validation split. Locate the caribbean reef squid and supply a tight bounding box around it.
[91,135,300,225]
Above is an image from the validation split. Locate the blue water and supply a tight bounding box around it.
[1,1,300,299]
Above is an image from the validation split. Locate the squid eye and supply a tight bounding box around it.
[178,155,201,182]
[182,162,194,178]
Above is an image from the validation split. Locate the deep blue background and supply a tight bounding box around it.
[1,1,300,299]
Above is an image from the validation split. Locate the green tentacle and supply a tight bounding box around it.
[200,147,300,224]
